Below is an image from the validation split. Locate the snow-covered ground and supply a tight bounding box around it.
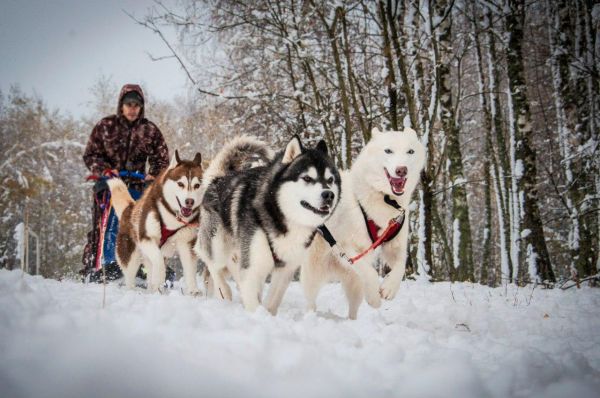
[1,269,599,398]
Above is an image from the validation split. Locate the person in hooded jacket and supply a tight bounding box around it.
[80,84,170,282]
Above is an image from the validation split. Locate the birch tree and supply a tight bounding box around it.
[505,0,555,283]
[433,0,474,281]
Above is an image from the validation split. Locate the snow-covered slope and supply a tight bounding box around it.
[1,269,599,398]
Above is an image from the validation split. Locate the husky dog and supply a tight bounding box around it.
[302,127,426,319]
[195,135,341,315]
[107,151,203,294]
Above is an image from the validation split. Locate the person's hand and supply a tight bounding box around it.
[144,174,155,182]
[101,169,119,177]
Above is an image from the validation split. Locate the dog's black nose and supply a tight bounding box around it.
[321,190,334,204]
[185,198,195,207]
[396,166,408,177]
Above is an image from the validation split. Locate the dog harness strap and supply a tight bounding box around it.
[317,225,337,247]
[383,194,402,210]
[358,203,403,244]
[349,215,404,264]
[160,224,179,247]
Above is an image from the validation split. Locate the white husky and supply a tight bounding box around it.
[302,127,426,319]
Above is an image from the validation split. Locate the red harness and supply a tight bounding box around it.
[316,196,405,265]
[159,216,200,247]
[360,205,402,244]
[160,224,180,247]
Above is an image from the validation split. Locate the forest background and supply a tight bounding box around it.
[1,0,598,287]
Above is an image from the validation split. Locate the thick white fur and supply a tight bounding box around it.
[301,127,426,319]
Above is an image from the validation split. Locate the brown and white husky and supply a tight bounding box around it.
[107,151,204,294]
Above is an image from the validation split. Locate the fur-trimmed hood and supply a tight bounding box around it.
[117,84,145,120]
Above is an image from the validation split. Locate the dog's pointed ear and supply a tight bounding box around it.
[282,135,303,164]
[403,127,418,138]
[316,140,328,155]
[192,152,202,166]
[372,127,383,137]
[168,150,179,170]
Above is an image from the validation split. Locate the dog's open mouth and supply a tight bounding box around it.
[176,197,194,218]
[385,168,406,196]
[180,207,193,218]
[301,200,330,216]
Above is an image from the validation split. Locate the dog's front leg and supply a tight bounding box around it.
[239,231,274,312]
[139,240,166,293]
[379,224,409,300]
[264,264,297,316]
[301,238,328,314]
[178,240,200,296]
[353,251,381,309]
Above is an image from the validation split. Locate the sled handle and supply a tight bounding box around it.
[86,170,146,182]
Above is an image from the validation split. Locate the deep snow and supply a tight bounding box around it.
[1,269,599,398]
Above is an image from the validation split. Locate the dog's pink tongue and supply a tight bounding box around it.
[390,177,406,195]
[181,207,193,217]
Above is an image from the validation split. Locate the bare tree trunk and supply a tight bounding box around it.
[505,0,555,283]
[312,3,354,166]
[377,0,399,130]
[471,2,495,285]
[433,0,474,281]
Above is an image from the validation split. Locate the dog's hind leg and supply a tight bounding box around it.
[139,240,166,293]
[201,267,214,297]
[120,250,141,290]
[116,231,140,289]
[239,231,274,312]
[202,234,233,300]
[264,265,297,316]
[211,268,232,300]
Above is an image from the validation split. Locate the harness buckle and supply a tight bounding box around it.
[394,208,406,225]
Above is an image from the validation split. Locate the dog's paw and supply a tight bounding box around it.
[185,288,202,297]
[365,291,382,308]
[158,285,169,295]
[379,277,400,300]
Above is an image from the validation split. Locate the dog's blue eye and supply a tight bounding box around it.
[384,149,393,154]
[303,176,313,183]
[407,149,415,154]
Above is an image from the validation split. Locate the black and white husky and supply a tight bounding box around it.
[195,135,341,315]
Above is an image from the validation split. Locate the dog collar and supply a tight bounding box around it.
[383,194,402,210]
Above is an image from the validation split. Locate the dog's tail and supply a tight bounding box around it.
[107,178,134,219]
[203,135,273,186]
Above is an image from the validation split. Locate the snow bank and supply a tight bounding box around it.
[1,269,599,398]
